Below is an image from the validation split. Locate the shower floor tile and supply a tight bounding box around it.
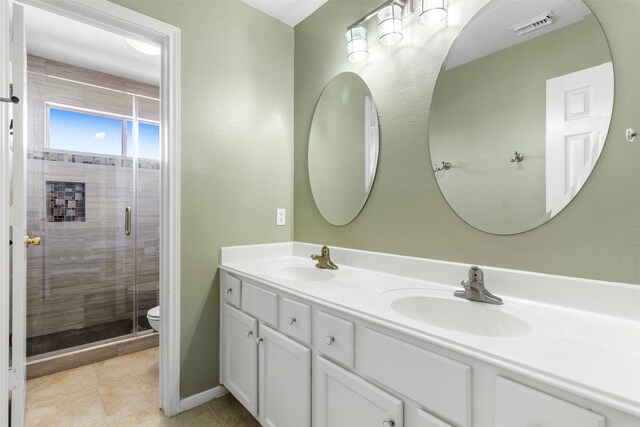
[24,346,259,426]
[27,316,153,357]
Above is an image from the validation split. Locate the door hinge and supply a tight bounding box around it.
[8,367,22,390]
[0,84,19,104]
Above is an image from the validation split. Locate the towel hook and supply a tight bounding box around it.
[510,151,524,163]
[433,161,451,173]
[626,128,638,143]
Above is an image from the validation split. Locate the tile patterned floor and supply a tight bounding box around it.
[25,347,260,426]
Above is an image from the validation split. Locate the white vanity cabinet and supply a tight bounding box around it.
[219,268,639,427]
[222,303,258,415]
[220,275,312,426]
[259,324,311,427]
[314,356,403,427]
[494,377,605,427]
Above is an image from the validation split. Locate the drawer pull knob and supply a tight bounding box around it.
[256,337,264,344]
[382,419,396,427]
[287,317,296,325]
[325,336,335,345]
[245,330,253,338]
[226,288,233,294]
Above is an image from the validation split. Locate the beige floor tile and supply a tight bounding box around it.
[94,347,159,385]
[25,387,106,427]
[98,372,159,423]
[109,405,221,427]
[27,364,98,403]
[207,393,260,427]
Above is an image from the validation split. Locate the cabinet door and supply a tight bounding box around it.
[314,357,403,427]
[259,325,311,427]
[223,304,258,416]
[495,377,605,427]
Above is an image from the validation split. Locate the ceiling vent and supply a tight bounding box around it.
[511,11,557,36]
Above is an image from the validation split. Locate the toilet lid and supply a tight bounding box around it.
[148,306,160,319]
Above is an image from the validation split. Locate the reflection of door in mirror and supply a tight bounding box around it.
[364,96,379,194]
[545,62,613,217]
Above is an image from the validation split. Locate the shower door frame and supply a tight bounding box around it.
[1,0,182,418]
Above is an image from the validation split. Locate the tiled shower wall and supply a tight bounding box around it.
[26,55,160,340]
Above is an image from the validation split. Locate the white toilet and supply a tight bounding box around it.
[147,306,160,332]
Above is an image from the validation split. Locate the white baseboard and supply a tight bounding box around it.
[179,385,228,412]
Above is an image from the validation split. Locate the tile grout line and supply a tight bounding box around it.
[205,400,225,426]
[91,363,109,426]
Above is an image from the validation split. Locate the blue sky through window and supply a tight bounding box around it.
[126,121,160,160]
[49,108,159,160]
[49,108,122,155]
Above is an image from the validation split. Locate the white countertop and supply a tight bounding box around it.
[219,242,640,418]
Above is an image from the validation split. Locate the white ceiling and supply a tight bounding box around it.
[25,6,160,85]
[239,0,327,26]
[444,0,591,70]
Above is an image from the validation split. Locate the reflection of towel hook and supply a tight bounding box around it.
[626,128,638,143]
[433,161,451,172]
[510,151,524,162]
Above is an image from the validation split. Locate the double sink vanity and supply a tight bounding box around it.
[219,242,640,427]
[217,0,638,425]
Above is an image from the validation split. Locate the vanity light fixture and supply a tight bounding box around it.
[346,26,369,62]
[377,3,404,46]
[418,0,447,24]
[345,0,447,61]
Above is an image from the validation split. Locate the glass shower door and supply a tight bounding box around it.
[26,74,137,357]
[130,95,160,332]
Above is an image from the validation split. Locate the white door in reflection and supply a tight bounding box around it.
[545,62,613,217]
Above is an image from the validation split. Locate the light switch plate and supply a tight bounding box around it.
[276,208,286,226]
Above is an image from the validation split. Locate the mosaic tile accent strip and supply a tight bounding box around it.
[46,181,86,222]
[28,150,159,170]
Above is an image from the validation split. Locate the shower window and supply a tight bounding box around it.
[47,104,159,159]
[125,121,160,160]
[47,106,126,156]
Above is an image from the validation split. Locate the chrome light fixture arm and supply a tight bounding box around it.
[347,0,407,31]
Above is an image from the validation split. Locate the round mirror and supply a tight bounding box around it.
[308,72,380,226]
[429,0,613,234]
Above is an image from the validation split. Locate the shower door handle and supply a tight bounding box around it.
[125,207,132,236]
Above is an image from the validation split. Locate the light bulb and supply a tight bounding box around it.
[346,27,369,62]
[419,0,447,25]
[377,4,403,46]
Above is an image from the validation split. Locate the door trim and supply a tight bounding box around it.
[0,0,11,424]
[4,0,182,417]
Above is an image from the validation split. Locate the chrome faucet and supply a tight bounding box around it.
[311,245,338,270]
[454,266,503,305]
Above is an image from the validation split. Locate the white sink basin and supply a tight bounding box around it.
[264,264,336,282]
[380,289,562,338]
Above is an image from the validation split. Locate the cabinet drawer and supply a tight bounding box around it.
[360,328,471,427]
[221,272,241,308]
[279,297,311,345]
[314,311,354,369]
[314,357,403,427]
[495,377,605,427]
[417,409,454,427]
[241,281,278,326]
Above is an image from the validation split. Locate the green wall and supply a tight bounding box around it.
[109,0,640,399]
[109,0,294,397]
[294,0,640,285]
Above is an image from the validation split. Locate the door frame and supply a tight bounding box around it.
[1,0,11,424]
[0,0,182,417]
